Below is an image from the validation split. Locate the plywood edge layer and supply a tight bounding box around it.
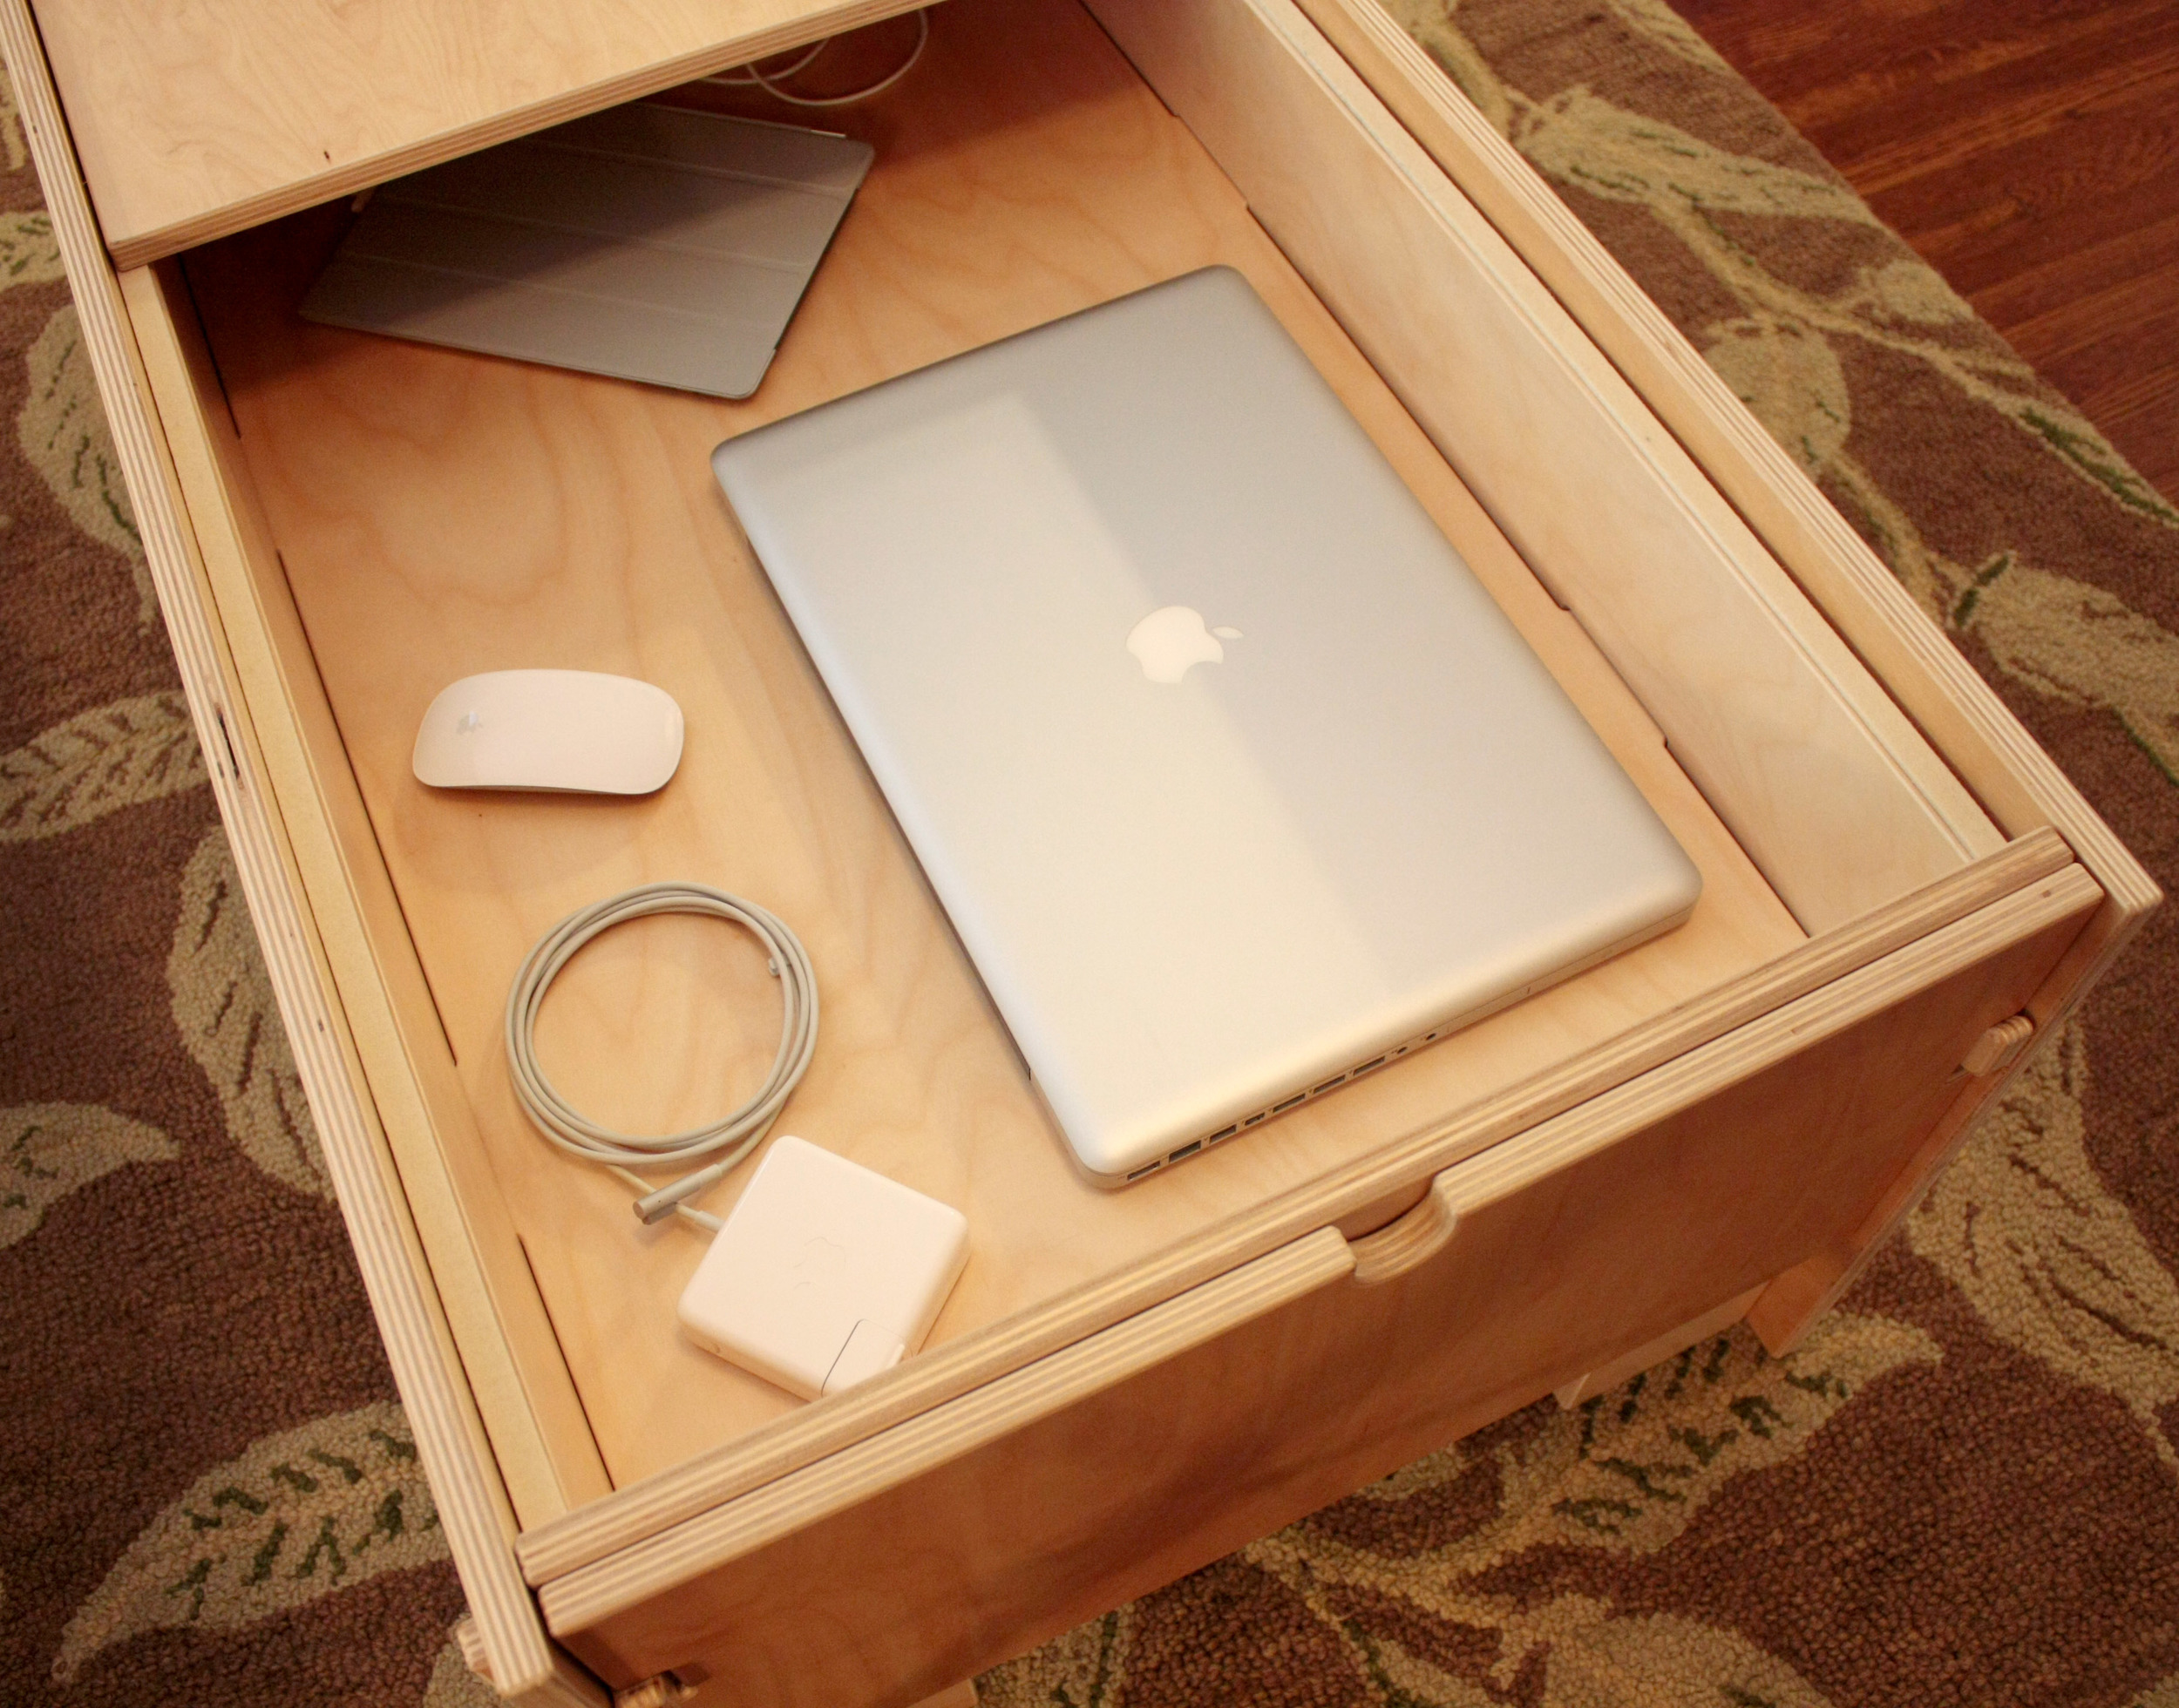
[119,260,615,1522]
[50,0,930,268]
[1434,865,2101,1219]
[0,6,570,1698]
[1292,0,2157,939]
[515,825,2068,1584]
[536,1228,1356,1635]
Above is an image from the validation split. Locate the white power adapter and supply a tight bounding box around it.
[676,1135,969,1399]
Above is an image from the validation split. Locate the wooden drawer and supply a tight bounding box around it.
[4,0,2154,1703]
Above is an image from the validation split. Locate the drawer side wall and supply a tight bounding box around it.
[1090,0,2006,933]
[121,261,616,1524]
[0,5,581,1697]
[1292,0,2159,934]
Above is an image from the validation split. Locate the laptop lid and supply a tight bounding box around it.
[712,267,1700,1184]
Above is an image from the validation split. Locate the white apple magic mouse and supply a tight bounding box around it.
[412,670,684,794]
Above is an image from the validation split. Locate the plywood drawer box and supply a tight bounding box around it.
[6,0,2155,1701]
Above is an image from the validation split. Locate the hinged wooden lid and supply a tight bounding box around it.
[29,0,927,267]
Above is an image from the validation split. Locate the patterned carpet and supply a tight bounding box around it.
[3,2,2176,1704]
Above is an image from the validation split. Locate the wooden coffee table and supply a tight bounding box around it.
[3,0,2153,1701]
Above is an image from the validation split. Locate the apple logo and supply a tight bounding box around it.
[1127,606,1243,684]
[788,1234,847,1297]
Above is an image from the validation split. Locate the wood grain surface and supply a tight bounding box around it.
[179,0,1803,1493]
[538,868,2097,1703]
[17,0,2157,1689]
[1291,1,2159,1254]
[517,826,2067,1586]
[30,0,931,268]
[1095,0,2006,933]
[1677,0,2179,499]
[0,1,585,1696]
[125,260,618,1526]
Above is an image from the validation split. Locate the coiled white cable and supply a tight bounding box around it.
[702,10,929,108]
[506,882,818,1231]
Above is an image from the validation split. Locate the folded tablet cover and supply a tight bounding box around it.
[302,105,872,400]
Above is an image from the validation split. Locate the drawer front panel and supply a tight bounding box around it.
[543,871,2094,1705]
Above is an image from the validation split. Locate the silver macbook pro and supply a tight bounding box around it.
[712,267,1700,1185]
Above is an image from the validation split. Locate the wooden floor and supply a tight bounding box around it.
[1677,0,2179,502]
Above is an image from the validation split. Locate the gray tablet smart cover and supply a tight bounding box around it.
[301,105,872,400]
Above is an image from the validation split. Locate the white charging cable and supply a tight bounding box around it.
[703,10,929,108]
[505,882,818,1231]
